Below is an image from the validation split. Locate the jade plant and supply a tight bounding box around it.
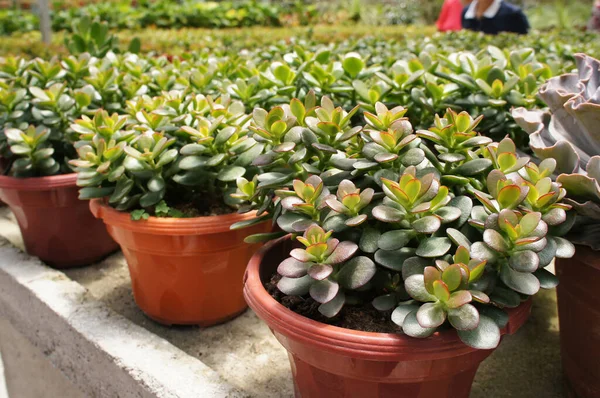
[236,96,575,349]
[513,53,600,249]
[70,91,262,219]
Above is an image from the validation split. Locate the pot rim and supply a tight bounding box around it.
[244,236,533,361]
[89,198,266,235]
[0,173,77,191]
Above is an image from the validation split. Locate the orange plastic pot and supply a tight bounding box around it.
[90,199,271,326]
[244,237,533,398]
[556,245,600,398]
[0,173,118,268]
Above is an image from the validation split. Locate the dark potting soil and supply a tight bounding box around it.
[265,273,401,334]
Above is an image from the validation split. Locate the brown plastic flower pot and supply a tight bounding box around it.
[556,245,600,398]
[244,237,533,398]
[0,173,118,268]
[90,199,272,326]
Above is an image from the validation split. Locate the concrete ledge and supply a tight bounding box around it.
[0,237,245,398]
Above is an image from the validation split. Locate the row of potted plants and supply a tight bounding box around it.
[0,49,599,396]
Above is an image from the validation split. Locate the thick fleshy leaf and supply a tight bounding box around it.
[372,293,398,311]
[375,248,415,271]
[391,303,420,327]
[277,275,312,296]
[217,165,246,182]
[416,237,452,257]
[310,279,339,304]
[483,229,510,253]
[325,241,358,264]
[337,256,376,290]
[490,286,522,308]
[534,268,559,289]
[447,291,473,309]
[308,263,334,281]
[447,228,472,249]
[372,205,405,223]
[448,196,473,227]
[405,274,436,302]
[318,290,346,318]
[290,248,314,262]
[457,315,501,349]
[441,264,464,291]
[478,306,509,329]
[402,257,430,280]
[403,311,437,338]
[509,250,539,273]
[277,257,310,278]
[500,265,540,295]
[412,216,442,234]
[554,236,576,258]
[448,304,479,331]
[378,230,414,251]
[417,302,447,328]
[346,214,368,227]
[453,159,492,176]
[434,207,462,223]
[359,227,381,253]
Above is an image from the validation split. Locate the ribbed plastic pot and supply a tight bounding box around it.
[0,173,118,268]
[556,245,600,398]
[244,237,533,398]
[90,199,272,326]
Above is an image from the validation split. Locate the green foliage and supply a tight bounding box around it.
[236,96,574,349]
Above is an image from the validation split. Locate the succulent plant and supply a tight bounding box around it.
[70,91,263,219]
[513,53,600,249]
[237,96,574,349]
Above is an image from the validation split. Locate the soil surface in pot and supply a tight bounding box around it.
[266,273,401,333]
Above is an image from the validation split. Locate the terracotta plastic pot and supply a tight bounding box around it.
[0,173,118,268]
[556,245,600,398]
[244,237,533,398]
[90,199,272,326]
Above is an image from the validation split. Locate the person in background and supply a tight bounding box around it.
[437,0,473,32]
[462,0,530,35]
[588,0,600,32]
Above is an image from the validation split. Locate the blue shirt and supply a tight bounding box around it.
[462,1,530,35]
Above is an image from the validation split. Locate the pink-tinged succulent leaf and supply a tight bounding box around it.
[278,257,311,278]
[323,238,340,258]
[423,266,441,294]
[442,264,464,291]
[519,212,542,237]
[405,274,436,302]
[309,278,339,304]
[454,246,471,266]
[433,280,451,302]
[447,291,473,309]
[358,188,374,208]
[468,260,487,282]
[470,290,490,304]
[337,256,376,289]
[403,310,437,338]
[345,214,368,227]
[372,205,405,223]
[277,275,312,296]
[457,315,500,349]
[307,263,334,281]
[500,265,540,296]
[448,304,479,331]
[318,290,346,318]
[497,185,524,209]
[324,241,359,264]
[483,229,510,253]
[325,197,349,214]
[412,215,441,234]
[337,180,358,199]
[281,196,304,211]
[290,248,315,263]
[554,236,575,258]
[417,302,447,328]
[391,303,420,327]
